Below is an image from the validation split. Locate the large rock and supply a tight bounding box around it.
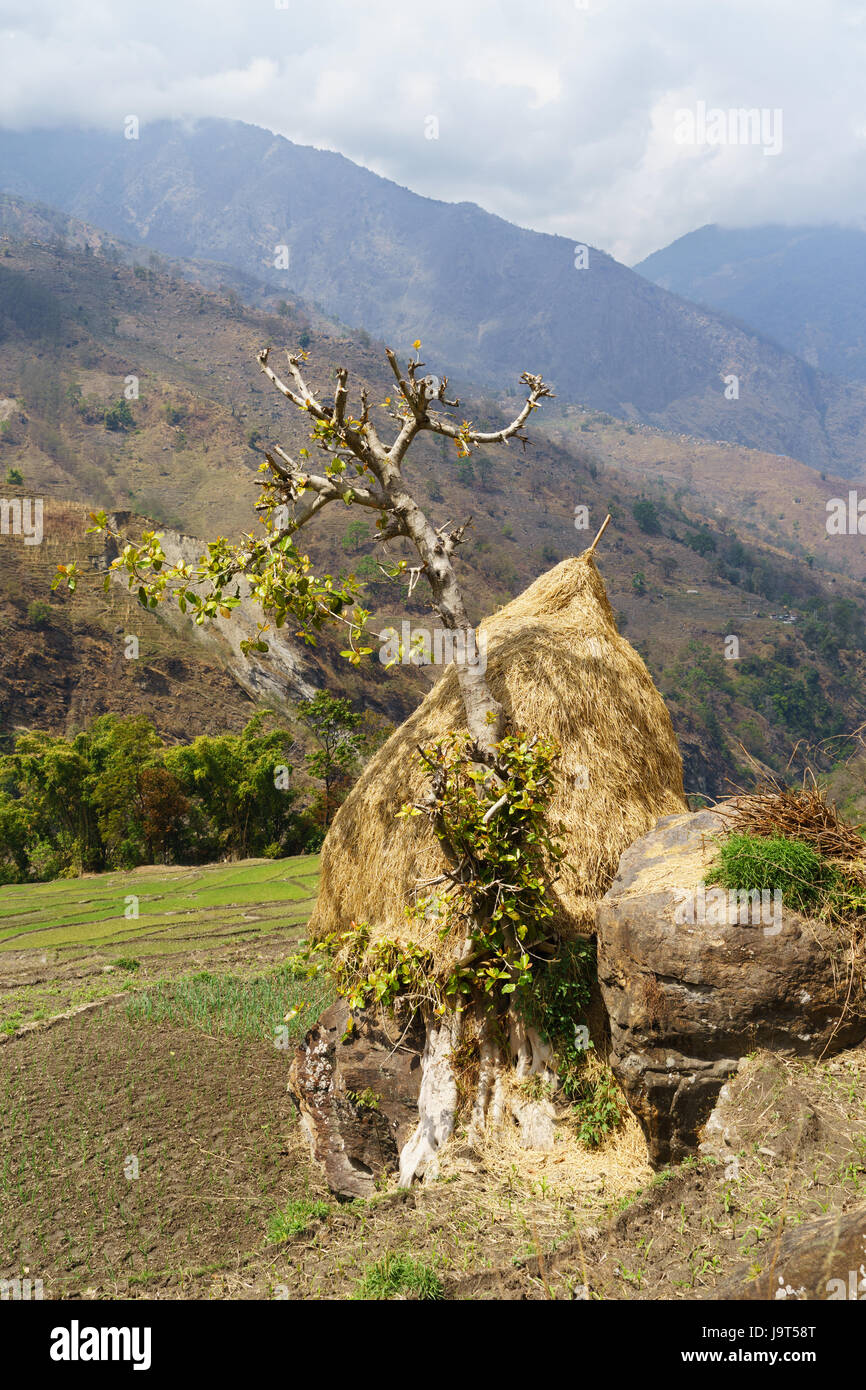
[708,1206,866,1300]
[596,808,866,1166]
[289,1001,424,1199]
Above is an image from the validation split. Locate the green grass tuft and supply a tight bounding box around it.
[352,1252,444,1300]
[267,1198,330,1243]
[705,832,837,916]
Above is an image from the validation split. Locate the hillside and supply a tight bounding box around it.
[635,223,866,383]
[541,408,866,584]
[3,230,866,797]
[2,124,866,475]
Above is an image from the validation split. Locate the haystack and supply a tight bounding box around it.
[308,552,687,949]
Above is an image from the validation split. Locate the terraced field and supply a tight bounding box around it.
[0,856,320,1035]
[3,854,866,1304]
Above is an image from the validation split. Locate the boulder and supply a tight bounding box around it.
[596,808,866,1166]
[288,1001,424,1199]
[708,1206,866,1300]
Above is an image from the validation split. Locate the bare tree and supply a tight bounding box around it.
[256,344,552,757]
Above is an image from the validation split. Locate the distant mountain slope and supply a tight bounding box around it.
[3,229,866,795]
[2,122,866,475]
[635,223,866,383]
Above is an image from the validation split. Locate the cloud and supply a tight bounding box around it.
[0,0,864,261]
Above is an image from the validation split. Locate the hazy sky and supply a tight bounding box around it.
[0,0,864,263]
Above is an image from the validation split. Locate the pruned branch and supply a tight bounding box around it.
[257,342,552,756]
[426,372,554,449]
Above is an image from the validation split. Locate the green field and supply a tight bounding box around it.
[0,855,320,956]
[0,855,320,1034]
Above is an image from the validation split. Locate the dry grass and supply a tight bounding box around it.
[438,1066,651,1209]
[719,773,866,862]
[310,552,687,949]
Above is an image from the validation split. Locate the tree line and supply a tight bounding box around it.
[0,695,379,884]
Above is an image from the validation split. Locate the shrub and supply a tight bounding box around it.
[705,832,837,917]
[26,600,51,629]
[685,529,716,557]
[104,398,135,432]
[632,499,661,534]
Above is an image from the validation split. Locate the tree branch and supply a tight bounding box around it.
[264,450,389,512]
[426,372,554,447]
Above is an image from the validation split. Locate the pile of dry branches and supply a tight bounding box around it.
[719,774,865,863]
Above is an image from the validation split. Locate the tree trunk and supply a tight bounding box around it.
[393,500,555,1183]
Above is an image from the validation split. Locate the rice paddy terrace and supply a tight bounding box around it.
[0,855,321,1035]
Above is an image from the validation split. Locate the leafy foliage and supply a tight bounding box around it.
[55,508,371,664]
[571,1066,626,1147]
[333,923,440,1014]
[0,711,321,881]
[331,732,566,1017]
[684,528,717,557]
[520,937,596,1098]
[408,731,564,1006]
[103,397,135,432]
[296,691,365,828]
[632,499,661,534]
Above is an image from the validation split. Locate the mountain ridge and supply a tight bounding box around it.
[3,121,866,476]
[3,226,866,797]
[635,222,866,384]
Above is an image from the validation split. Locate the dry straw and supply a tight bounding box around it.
[717,775,866,863]
[309,548,687,949]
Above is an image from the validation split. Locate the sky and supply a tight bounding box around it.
[0,0,864,264]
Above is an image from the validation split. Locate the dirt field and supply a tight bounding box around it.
[2,857,866,1300]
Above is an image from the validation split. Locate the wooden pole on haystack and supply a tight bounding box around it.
[584,513,611,559]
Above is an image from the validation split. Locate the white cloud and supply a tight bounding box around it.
[0,0,864,261]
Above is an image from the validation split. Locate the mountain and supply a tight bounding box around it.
[635,224,866,383]
[2,122,866,476]
[3,225,866,797]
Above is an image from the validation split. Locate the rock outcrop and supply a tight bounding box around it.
[289,1001,424,1199]
[708,1206,866,1300]
[596,808,866,1166]
[699,1051,824,1166]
